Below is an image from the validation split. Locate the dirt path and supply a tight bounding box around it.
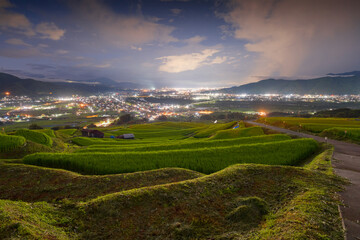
[246,121,360,240]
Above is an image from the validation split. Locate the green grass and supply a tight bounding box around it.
[193,121,237,138]
[57,129,78,136]
[0,199,73,239]
[0,146,345,239]
[211,126,264,140]
[15,129,53,147]
[24,139,318,174]
[0,163,203,202]
[71,137,155,146]
[34,129,56,137]
[321,127,360,142]
[302,123,360,133]
[76,134,291,153]
[0,134,26,152]
[304,145,334,175]
[79,164,344,240]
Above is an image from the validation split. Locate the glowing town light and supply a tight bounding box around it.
[258,111,267,116]
[5,91,10,96]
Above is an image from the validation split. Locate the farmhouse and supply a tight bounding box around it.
[117,133,135,139]
[81,129,104,138]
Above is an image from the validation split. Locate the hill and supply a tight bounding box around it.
[0,72,113,96]
[219,72,360,95]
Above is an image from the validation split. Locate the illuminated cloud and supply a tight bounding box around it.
[36,22,65,40]
[222,0,360,77]
[0,0,65,40]
[157,49,226,73]
[5,38,31,47]
[70,0,177,47]
[184,35,206,44]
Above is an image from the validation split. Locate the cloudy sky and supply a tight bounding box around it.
[1,0,360,88]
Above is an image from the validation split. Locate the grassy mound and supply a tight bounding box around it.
[76,134,291,153]
[211,126,264,140]
[24,139,318,174]
[34,129,56,138]
[0,134,26,152]
[77,164,344,239]
[15,129,53,147]
[0,146,345,239]
[0,200,73,239]
[225,197,268,225]
[57,129,78,136]
[0,163,203,202]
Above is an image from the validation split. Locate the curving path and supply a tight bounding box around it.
[246,121,360,240]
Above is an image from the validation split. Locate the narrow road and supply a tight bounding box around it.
[246,121,360,240]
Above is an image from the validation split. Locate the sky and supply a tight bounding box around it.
[1,0,360,88]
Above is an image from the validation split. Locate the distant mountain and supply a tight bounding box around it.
[219,73,360,95]
[0,72,113,97]
[74,77,143,89]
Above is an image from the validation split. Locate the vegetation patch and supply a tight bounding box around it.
[321,127,360,142]
[0,164,203,202]
[15,129,53,147]
[0,199,74,239]
[211,126,264,140]
[193,121,237,138]
[77,134,291,153]
[24,139,318,174]
[0,134,26,153]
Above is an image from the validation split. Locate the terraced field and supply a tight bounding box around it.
[257,117,360,144]
[0,121,346,239]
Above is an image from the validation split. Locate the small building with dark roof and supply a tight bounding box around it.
[81,129,104,138]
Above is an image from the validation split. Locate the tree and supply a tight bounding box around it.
[156,115,168,121]
[28,123,43,129]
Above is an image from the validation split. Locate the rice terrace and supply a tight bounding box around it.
[1,0,360,239]
[0,119,351,239]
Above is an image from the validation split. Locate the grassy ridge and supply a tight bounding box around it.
[15,129,53,147]
[302,123,360,133]
[80,164,344,240]
[34,129,56,138]
[211,126,264,140]
[24,139,318,174]
[76,134,291,153]
[57,129,77,136]
[193,121,237,138]
[0,163,203,202]
[0,199,72,239]
[321,127,360,142]
[71,137,155,146]
[0,134,26,152]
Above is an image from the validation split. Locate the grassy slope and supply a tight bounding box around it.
[211,126,264,140]
[78,164,344,240]
[0,150,345,239]
[0,163,203,202]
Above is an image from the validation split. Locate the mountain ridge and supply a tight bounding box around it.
[219,73,360,95]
